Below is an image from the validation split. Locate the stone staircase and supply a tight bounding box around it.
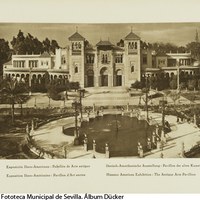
[84,86,129,94]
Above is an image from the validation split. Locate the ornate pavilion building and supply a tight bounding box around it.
[3,30,200,88]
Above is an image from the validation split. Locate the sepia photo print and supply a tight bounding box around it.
[1,23,200,160]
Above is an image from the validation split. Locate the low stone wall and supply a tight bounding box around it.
[24,114,74,159]
[25,136,58,159]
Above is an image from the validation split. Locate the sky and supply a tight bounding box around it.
[0,23,200,48]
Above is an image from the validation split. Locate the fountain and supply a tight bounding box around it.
[63,113,158,157]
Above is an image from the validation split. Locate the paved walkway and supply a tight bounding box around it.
[32,117,105,159]
[0,90,191,109]
[145,112,200,158]
[31,110,200,159]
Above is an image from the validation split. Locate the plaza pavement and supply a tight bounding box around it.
[32,116,106,159]
[27,89,197,159]
[144,112,200,158]
[1,88,198,158]
[0,89,190,109]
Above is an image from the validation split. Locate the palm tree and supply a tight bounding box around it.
[1,79,27,124]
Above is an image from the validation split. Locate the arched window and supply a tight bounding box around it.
[91,55,94,63]
[105,54,108,63]
[135,42,137,49]
[115,54,123,63]
[102,54,105,63]
[62,56,66,64]
[132,42,134,49]
[86,55,90,63]
[75,66,78,73]
[121,54,123,63]
[131,65,134,72]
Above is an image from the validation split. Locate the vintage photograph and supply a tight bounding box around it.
[1,23,200,159]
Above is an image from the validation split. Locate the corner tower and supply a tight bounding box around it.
[124,30,141,86]
[69,30,85,88]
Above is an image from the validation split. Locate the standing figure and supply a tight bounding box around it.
[181,142,185,157]
[93,140,96,152]
[127,103,129,112]
[26,124,29,134]
[84,137,88,151]
[155,125,159,136]
[64,146,67,158]
[194,114,197,127]
[177,116,179,123]
[31,120,34,131]
[121,107,124,116]
[130,109,133,118]
[160,152,164,158]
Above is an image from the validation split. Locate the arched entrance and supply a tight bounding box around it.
[115,69,123,86]
[100,67,108,87]
[87,69,94,87]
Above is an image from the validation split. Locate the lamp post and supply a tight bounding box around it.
[34,97,37,108]
[63,97,66,108]
[160,95,167,144]
[177,60,180,92]
[160,98,167,131]
[78,89,84,119]
[144,75,149,121]
[72,100,81,145]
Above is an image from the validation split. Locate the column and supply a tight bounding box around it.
[99,76,101,87]
[26,60,29,68]
[85,75,88,87]
[94,76,96,87]
[122,75,125,86]
[113,74,116,86]
[108,75,112,87]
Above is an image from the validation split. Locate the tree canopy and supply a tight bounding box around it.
[117,39,189,53]
[10,30,60,55]
[0,38,12,74]
[186,42,200,60]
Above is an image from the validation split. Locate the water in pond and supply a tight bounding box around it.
[79,115,155,157]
